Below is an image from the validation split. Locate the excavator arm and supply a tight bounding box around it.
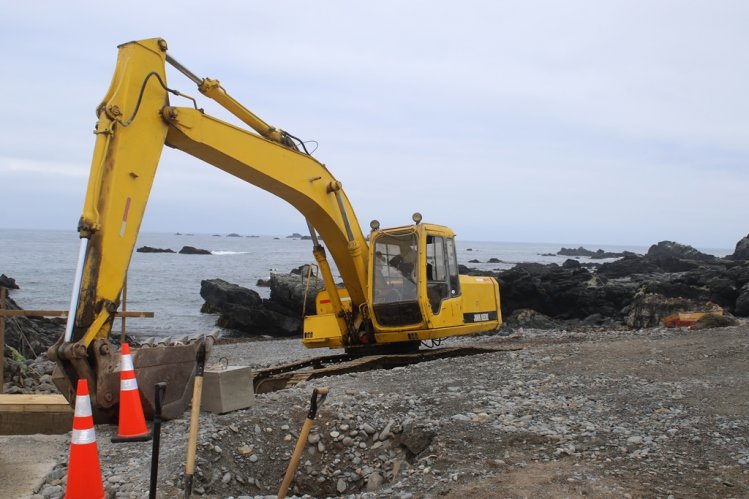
[49,38,370,420]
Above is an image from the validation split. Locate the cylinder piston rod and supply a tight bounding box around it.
[64,238,89,342]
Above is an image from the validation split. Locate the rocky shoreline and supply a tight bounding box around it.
[4,235,749,391]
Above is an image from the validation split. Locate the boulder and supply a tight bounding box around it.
[199,273,327,336]
[179,246,211,255]
[200,279,262,313]
[270,272,326,316]
[728,234,749,261]
[200,279,299,336]
[502,309,560,329]
[1,294,63,362]
[0,274,19,289]
[136,246,175,253]
[624,292,721,329]
[690,313,738,330]
[735,283,749,317]
[646,241,715,262]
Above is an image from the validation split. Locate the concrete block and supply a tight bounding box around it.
[201,365,254,414]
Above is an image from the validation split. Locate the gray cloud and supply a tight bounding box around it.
[1,1,747,248]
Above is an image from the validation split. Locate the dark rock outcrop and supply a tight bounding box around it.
[469,237,749,328]
[735,283,749,317]
[558,247,627,259]
[624,292,721,329]
[179,246,211,255]
[226,233,241,237]
[200,279,298,336]
[0,274,19,289]
[200,272,326,337]
[1,293,63,362]
[646,241,715,262]
[136,246,175,253]
[728,234,749,261]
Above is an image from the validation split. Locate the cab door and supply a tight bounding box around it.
[424,234,463,328]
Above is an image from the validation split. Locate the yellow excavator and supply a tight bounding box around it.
[48,38,501,421]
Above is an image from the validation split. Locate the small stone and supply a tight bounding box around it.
[107,475,126,484]
[366,472,384,491]
[362,423,376,435]
[229,424,239,433]
[214,445,222,453]
[343,437,355,446]
[336,478,347,493]
[249,454,259,463]
[281,424,290,431]
[237,446,252,456]
[284,434,292,442]
[308,433,321,445]
[222,472,232,484]
[627,436,643,445]
[330,431,340,438]
[340,424,350,431]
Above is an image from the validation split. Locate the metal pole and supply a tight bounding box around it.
[64,238,89,342]
[120,275,127,344]
[149,382,167,499]
[0,288,6,394]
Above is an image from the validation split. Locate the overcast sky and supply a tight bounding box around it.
[0,1,746,249]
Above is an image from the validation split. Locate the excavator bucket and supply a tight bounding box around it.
[50,335,214,423]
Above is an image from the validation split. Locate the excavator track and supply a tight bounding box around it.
[252,344,524,394]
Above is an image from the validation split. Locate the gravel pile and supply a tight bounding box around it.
[32,325,749,498]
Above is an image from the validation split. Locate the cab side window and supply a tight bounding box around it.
[426,235,451,314]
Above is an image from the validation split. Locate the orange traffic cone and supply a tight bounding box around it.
[66,378,105,499]
[112,343,151,442]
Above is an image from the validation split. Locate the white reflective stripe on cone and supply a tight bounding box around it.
[74,395,93,418]
[72,428,97,445]
[120,378,139,391]
[121,354,135,372]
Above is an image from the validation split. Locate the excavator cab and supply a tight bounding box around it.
[370,223,465,330]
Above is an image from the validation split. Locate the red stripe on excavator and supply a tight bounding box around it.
[120,197,131,237]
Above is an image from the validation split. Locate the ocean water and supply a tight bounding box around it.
[0,229,728,338]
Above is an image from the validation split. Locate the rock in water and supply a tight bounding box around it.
[136,246,175,253]
[200,278,304,336]
[270,273,325,316]
[179,246,211,255]
[0,274,19,289]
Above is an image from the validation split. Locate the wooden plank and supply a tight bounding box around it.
[0,394,72,435]
[0,310,154,318]
[0,394,72,413]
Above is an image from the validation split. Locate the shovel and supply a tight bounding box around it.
[184,342,207,498]
[277,387,329,499]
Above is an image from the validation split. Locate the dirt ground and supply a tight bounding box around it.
[34,325,749,498]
